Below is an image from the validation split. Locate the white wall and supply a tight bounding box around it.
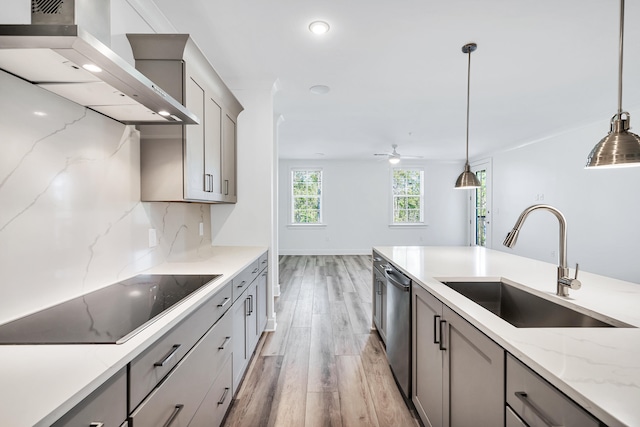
[278,159,468,254]
[489,118,640,284]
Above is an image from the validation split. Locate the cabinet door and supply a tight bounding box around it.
[412,284,444,427]
[372,270,383,338]
[246,280,259,354]
[443,306,504,427]
[221,114,237,202]
[184,76,207,201]
[205,97,223,197]
[256,268,268,335]
[232,293,249,394]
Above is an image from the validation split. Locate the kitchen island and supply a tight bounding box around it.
[0,245,267,427]
[374,246,640,427]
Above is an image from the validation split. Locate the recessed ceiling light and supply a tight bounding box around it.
[33,111,47,117]
[314,152,325,156]
[158,110,170,116]
[310,85,330,95]
[82,63,102,73]
[309,21,330,35]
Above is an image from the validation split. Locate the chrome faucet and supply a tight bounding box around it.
[503,204,581,297]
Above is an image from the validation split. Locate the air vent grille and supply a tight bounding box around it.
[32,0,65,15]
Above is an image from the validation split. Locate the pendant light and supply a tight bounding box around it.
[586,0,640,168]
[455,43,482,188]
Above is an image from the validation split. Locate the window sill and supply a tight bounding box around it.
[388,223,428,228]
[287,223,327,229]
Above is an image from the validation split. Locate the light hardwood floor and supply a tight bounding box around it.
[223,255,420,427]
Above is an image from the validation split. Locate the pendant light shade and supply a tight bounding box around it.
[455,43,481,188]
[586,0,640,168]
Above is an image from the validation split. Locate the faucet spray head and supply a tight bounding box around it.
[503,228,520,248]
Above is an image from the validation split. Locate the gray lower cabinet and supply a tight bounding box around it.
[129,310,233,426]
[506,354,602,427]
[52,367,127,427]
[232,279,257,393]
[232,255,269,394]
[412,283,505,427]
[372,252,387,342]
[51,252,269,427]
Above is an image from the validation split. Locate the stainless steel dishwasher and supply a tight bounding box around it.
[384,262,411,400]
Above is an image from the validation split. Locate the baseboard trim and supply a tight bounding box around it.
[265,316,277,332]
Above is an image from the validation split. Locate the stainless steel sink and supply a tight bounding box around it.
[440,281,630,328]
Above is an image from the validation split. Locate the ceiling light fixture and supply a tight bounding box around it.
[309,21,330,35]
[455,43,481,189]
[586,0,640,168]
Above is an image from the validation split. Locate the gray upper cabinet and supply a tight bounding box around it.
[412,283,504,427]
[127,34,243,203]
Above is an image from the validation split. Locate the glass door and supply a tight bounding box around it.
[470,160,492,248]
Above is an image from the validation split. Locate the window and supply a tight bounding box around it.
[392,168,424,224]
[291,169,322,224]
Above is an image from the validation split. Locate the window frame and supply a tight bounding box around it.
[390,167,426,226]
[289,168,324,226]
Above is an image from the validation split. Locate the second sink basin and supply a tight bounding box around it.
[440,281,627,328]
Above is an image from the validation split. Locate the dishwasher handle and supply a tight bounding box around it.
[384,268,410,291]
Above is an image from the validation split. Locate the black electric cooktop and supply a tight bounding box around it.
[0,274,221,345]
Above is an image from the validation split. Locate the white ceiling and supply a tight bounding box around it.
[151,0,640,161]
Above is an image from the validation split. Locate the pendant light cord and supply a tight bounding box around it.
[618,0,624,116]
[466,47,472,164]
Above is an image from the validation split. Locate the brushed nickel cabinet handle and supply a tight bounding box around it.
[154,344,181,367]
[218,336,231,350]
[514,392,562,427]
[217,387,230,405]
[224,179,229,195]
[217,297,230,308]
[237,280,246,288]
[162,404,184,427]
[89,423,104,427]
[252,268,259,274]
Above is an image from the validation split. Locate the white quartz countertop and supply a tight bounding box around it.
[0,245,267,427]
[374,246,640,427]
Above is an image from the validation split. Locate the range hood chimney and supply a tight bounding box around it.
[0,0,199,125]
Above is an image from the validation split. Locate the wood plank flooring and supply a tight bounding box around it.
[223,255,420,427]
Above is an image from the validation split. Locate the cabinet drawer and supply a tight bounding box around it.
[130,282,232,410]
[232,260,259,302]
[258,252,268,272]
[506,405,527,427]
[52,368,126,427]
[130,311,232,427]
[189,355,233,427]
[506,354,600,427]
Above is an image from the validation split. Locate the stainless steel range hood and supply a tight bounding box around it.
[0,0,199,125]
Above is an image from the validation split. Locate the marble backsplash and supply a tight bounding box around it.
[0,70,212,324]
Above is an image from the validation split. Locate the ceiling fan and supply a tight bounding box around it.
[374,144,423,164]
